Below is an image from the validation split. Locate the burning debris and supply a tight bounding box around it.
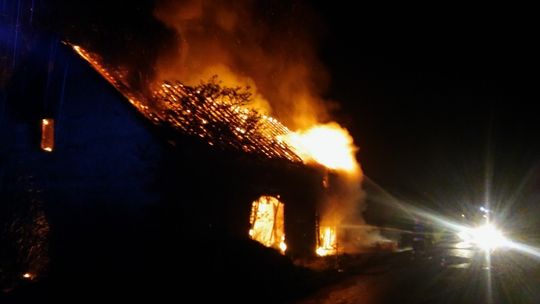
[316,226,337,256]
[154,81,301,162]
[71,45,364,171]
[72,45,302,163]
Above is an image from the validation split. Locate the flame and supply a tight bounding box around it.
[70,45,362,173]
[281,123,359,174]
[154,0,330,130]
[249,196,286,254]
[177,64,273,115]
[316,226,337,256]
[279,240,287,253]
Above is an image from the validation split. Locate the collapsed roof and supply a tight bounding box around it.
[72,45,302,163]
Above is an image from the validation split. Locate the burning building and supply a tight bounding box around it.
[1,2,368,300]
[69,43,368,260]
[69,43,336,257]
[0,32,335,301]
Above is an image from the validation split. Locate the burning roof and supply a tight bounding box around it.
[72,45,302,163]
[68,44,371,258]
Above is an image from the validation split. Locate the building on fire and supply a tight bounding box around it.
[1,7,336,299]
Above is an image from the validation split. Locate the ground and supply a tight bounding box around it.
[292,247,540,304]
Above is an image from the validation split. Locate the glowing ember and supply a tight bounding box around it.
[316,226,337,256]
[22,272,34,280]
[281,123,359,173]
[154,81,302,162]
[40,118,54,152]
[249,196,286,254]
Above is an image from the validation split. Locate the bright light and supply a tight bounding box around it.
[458,223,507,251]
[249,196,286,254]
[316,247,330,257]
[473,224,506,250]
[457,229,473,242]
[279,240,287,253]
[316,226,337,256]
[281,123,359,173]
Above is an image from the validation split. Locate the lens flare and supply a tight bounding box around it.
[458,223,507,251]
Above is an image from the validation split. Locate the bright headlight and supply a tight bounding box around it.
[458,223,507,251]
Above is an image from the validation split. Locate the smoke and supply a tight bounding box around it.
[153,0,378,250]
[321,173,364,225]
[320,171,381,253]
[41,0,176,93]
[319,168,388,253]
[41,0,332,128]
[153,0,330,129]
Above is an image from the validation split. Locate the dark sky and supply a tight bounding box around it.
[312,3,539,216]
[39,1,540,218]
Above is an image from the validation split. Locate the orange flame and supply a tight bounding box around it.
[281,122,359,174]
[316,226,337,256]
[249,196,287,254]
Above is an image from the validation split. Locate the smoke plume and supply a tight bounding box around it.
[153,0,329,129]
[322,171,384,253]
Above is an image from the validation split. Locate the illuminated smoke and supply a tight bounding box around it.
[153,0,329,129]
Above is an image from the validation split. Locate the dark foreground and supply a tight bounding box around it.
[295,247,540,304]
[3,243,540,303]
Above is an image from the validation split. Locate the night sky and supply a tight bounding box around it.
[314,4,539,220]
[40,1,540,224]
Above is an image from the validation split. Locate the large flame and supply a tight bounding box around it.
[249,196,286,254]
[71,45,360,174]
[281,123,359,174]
[316,226,337,256]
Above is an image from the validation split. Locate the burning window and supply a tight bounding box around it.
[316,226,337,256]
[249,196,286,254]
[40,119,54,152]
